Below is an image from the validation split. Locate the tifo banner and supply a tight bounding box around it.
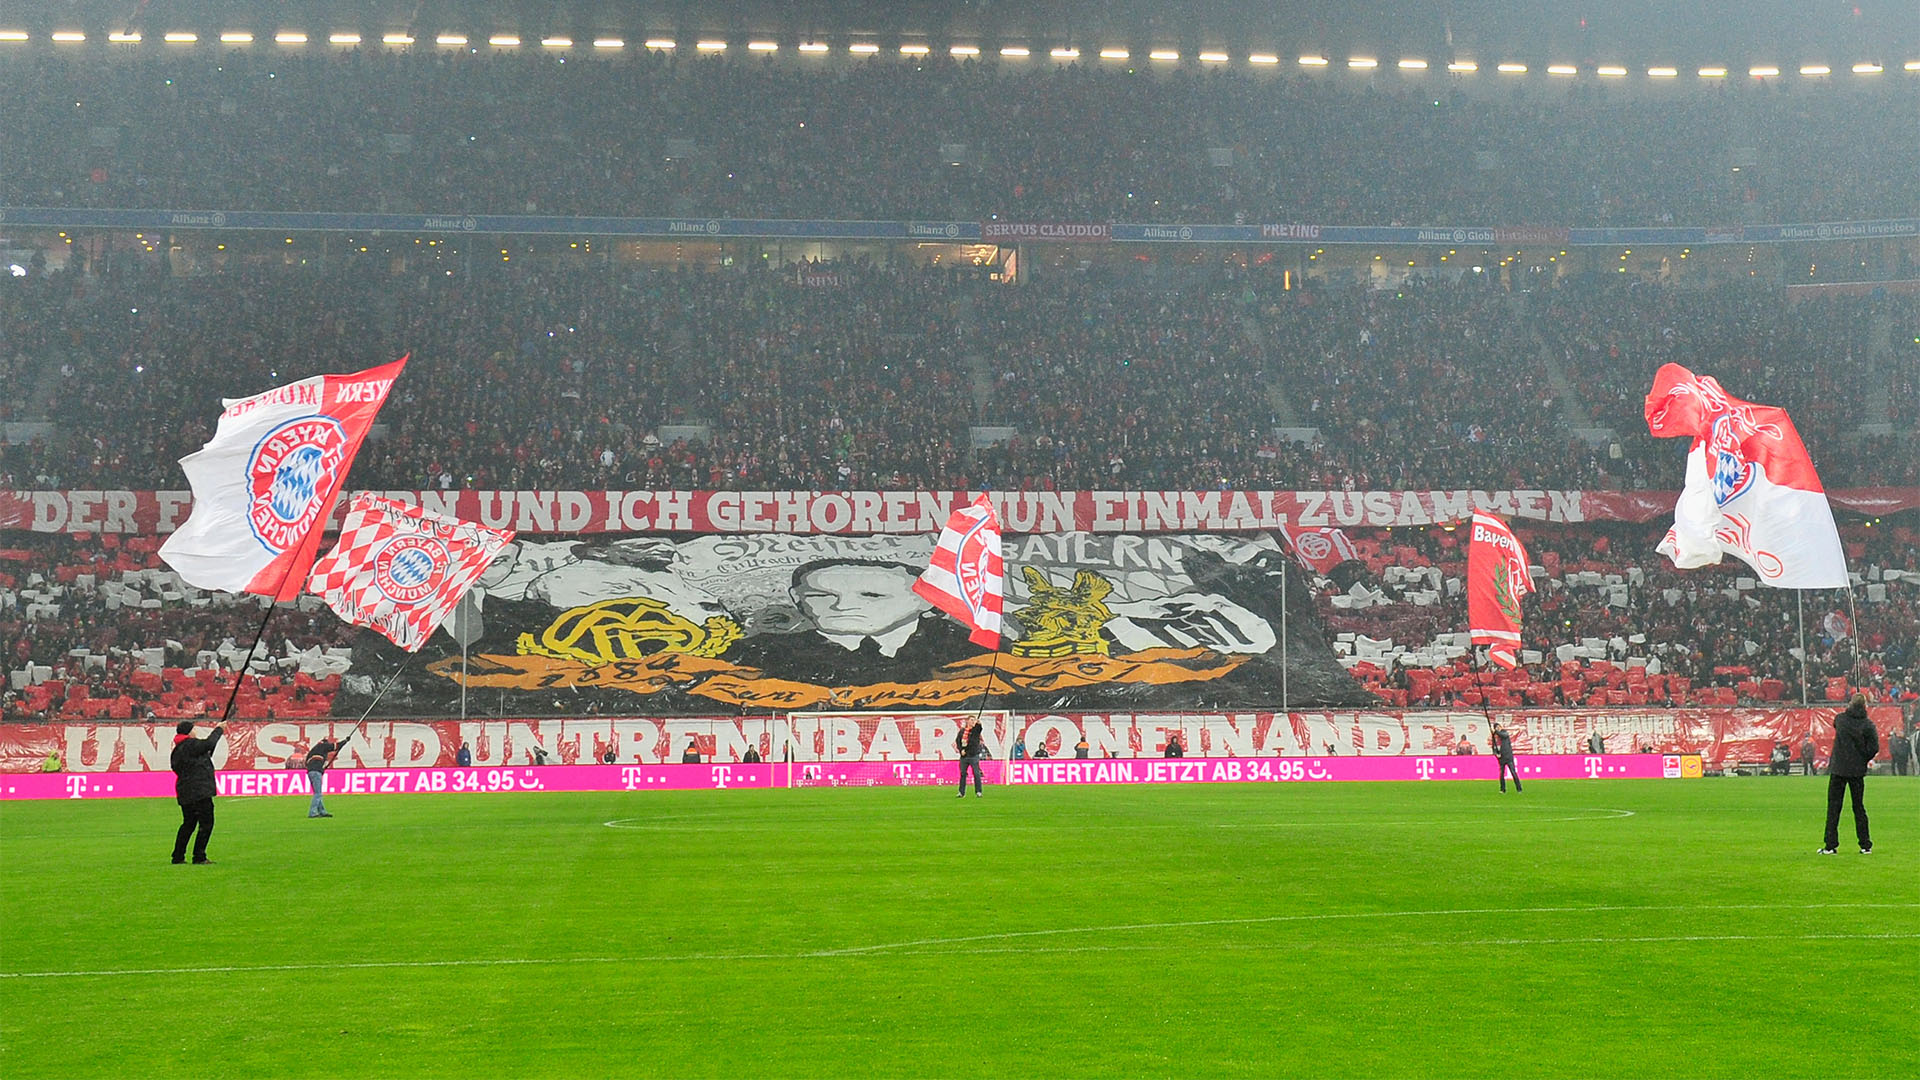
[352,531,1368,714]
[0,755,1684,801]
[2,707,1896,774]
[18,488,1916,536]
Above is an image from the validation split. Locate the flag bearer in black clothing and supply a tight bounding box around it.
[1491,722,1522,793]
[1820,694,1879,854]
[171,720,225,864]
[956,720,986,797]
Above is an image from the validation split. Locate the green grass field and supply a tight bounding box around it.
[3,776,1916,1078]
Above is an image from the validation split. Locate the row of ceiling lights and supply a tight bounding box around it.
[1,30,1917,77]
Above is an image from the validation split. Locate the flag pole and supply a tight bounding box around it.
[1280,559,1290,714]
[1797,589,1808,706]
[349,656,416,742]
[216,553,309,723]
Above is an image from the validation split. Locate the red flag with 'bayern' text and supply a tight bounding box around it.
[306,494,516,652]
[912,494,1004,649]
[1468,511,1534,669]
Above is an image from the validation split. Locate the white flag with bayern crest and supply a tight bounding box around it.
[158,357,407,600]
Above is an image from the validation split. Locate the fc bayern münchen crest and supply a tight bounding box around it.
[246,415,349,553]
[1706,416,1756,506]
[1295,533,1333,561]
[955,518,995,618]
[371,534,450,604]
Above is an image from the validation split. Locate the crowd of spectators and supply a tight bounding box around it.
[1318,521,1920,710]
[3,50,1917,227]
[4,254,1914,495]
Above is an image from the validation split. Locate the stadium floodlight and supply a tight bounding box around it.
[849,42,880,54]
[1698,66,1727,77]
[1298,55,1329,66]
[383,33,414,45]
[541,37,571,48]
[1248,53,1278,65]
[1448,61,1478,72]
[436,35,467,46]
[951,45,979,56]
[1398,59,1428,69]
[1348,57,1378,68]
[1496,63,1528,73]
[1547,64,1578,75]
[218,32,253,44]
[1148,49,1179,61]
[108,31,141,43]
[798,42,828,53]
[1907,60,1920,70]
[52,31,87,43]
[330,33,362,45]
[748,41,778,51]
[1100,48,1130,60]
[489,35,521,47]
[1597,66,1627,77]
[1851,62,1881,74]
[695,40,726,51]
[275,32,307,44]
[1798,64,1830,76]
[1001,46,1031,57]
[1052,47,1080,59]
[0,30,28,42]
[1749,65,1779,76]
[164,32,198,44]
[899,44,929,55]
[1648,67,1678,78]
[642,39,673,49]
[594,38,625,49]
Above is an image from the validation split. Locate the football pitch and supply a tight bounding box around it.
[3,776,1915,1078]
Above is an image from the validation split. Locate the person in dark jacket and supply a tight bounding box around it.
[305,734,351,818]
[1821,694,1879,854]
[1889,730,1911,777]
[1491,723,1522,792]
[955,719,986,797]
[170,720,225,864]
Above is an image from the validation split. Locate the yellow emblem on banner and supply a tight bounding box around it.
[515,597,742,665]
[1009,568,1114,658]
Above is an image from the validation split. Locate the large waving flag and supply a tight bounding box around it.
[1281,523,1359,574]
[1643,363,1845,589]
[307,494,515,651]
[912,494,1005,649]
[160,357,407,600]
[1468,511,1533,669]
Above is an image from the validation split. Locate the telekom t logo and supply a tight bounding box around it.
[65,775,88,799]
[1583,756,1604,778]
[1414,758,1435,780]
[892,764,913,782]
[619,767,646,790]
[710,766,732,789]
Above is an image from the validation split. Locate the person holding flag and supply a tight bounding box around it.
[915,494,1004,797]
[304,495,516,738]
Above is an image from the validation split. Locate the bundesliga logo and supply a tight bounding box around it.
[371,535,449,604]
[246,415,349,553]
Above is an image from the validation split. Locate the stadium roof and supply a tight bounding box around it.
[4,1,1916,61]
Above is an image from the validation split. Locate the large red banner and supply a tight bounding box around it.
[6,488,1915,536]
[3,708,1898,774]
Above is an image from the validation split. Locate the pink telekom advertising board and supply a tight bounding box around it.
[2,755,1694,801]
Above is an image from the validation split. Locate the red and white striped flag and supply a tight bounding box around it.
[912,494,1004,649]
[159,356,406,600]
[1281,523,1359,574]
[1644,363,1846,589]
[1468,511,1533,669]
[306,495,515,652]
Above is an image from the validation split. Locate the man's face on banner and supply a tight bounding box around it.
[794,564,929,638]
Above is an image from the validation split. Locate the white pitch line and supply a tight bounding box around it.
[600,806,1638,831]
[4,902,1915,980]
